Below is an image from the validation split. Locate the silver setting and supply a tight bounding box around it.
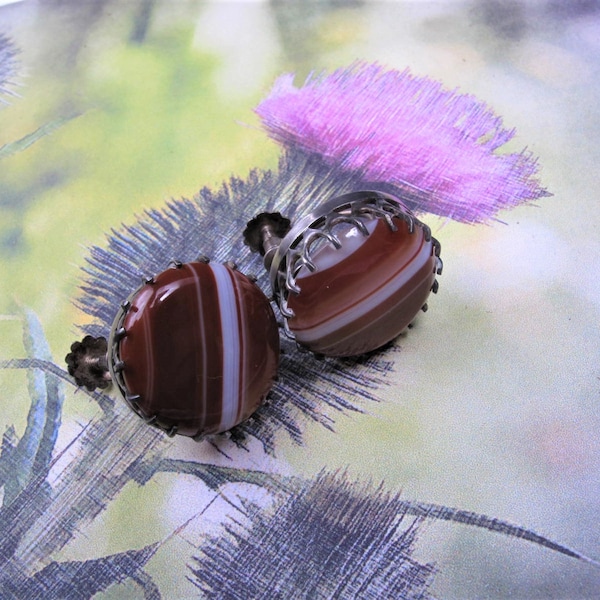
[268,190,441,342]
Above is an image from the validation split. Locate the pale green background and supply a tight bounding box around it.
[1,1,599,598]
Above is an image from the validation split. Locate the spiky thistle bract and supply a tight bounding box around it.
[0,33,18,101]
[191,471,437,600]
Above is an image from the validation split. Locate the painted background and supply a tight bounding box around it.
[1,1,599,598]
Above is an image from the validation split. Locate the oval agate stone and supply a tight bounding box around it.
[286,217,437,357]
[113,261,279,438]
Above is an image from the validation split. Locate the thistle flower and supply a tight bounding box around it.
[256,62,549,223]
[191,471,437,599]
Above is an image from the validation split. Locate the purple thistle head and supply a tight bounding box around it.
[256,62,549,223]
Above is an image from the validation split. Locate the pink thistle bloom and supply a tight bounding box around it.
[256,62,549,223]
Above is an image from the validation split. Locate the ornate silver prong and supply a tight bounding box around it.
[285,257,302,295]
[279,298,295,319]
[225,261,237,270]
[142,275,155,285]
[432,279,439,294]
[421,303,428,312]
[436,256,443,275]
[197,254,210,263]
[304,230,340,255]
[328,215,370,237]
[296,230,341,276]
[121,300,131,311]
[383,213,398,231]
[113,360,125,373]
[301,254,317,272]
[166,424,178,437]
[114,327,127,342]
[282,318,296,341]
[170,259,183,268]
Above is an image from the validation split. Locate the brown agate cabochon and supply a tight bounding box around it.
[111,261,279,437]
[287,216,438,357]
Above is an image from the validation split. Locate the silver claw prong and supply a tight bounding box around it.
[301,255,317,272]
[114,327,127,342]
[384,213,398,232]
[279,298,295,319]
[283,318,296,341]
[125,393,140,410]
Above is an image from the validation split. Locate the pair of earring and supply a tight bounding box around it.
[66,190,442,440]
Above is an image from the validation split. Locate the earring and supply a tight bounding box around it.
[66,258,280,439]
[244,190,442,357]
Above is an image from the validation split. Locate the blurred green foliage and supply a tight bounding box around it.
[0,8,283,432]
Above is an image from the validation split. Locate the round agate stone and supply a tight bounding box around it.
[286,216,438,357]
[112,261,279,438]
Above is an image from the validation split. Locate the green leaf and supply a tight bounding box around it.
[0,112,81,160]
[0,425,18,489]
[2,309,64,506]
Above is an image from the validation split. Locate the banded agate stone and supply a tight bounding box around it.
[286,217,437,356]
[113,261,279,438]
